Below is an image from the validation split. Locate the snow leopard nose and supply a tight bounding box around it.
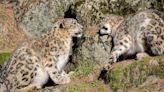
[102,26,108,30]
[75,32,82,35]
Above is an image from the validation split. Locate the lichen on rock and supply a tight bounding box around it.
[65,26,112,72]
[14,0,74,37]
[71,0,110,27]
[13,0,164,37]
[0,4,26,52]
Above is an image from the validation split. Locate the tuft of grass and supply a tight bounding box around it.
[108,67,124,91]
[0,53,10,65]
[74,61,94,77]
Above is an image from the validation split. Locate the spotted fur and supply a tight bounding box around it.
[99,9,164,69]
[0,18,83,92]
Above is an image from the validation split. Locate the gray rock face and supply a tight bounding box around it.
[73,35,111,64]
[0,4,26,52]
[65,26,112,72]
[72,0,163,27]
[14,0,74,37]
[71,0,110,27]
[14,0,163,37]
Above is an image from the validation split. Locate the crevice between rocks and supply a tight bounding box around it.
[64,6,76,19]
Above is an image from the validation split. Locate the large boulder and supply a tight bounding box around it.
[0,4,26,53]
[71,0,110,27]
[65,26,112,72]
[14,0,75,37]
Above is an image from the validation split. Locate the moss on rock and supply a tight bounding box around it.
[67,80,111,92]
[107,56,164,92]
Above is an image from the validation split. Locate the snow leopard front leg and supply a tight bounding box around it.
[44,56,70,85]
[103,35,132,70]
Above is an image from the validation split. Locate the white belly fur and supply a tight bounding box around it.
[33,67,49,86]
[56,54,69,72]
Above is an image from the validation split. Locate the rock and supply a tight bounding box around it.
[13,0,164,37]
[71,0,110,27]
[149,59,159,66]
[71,0,164,27]
[65,25,112,72]
[0,4,26,52]
[136,52,150,60]
[14,0,75,37]
[37,86,65,92]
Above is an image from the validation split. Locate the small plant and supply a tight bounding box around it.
[0,53,10,65]
[74,60,94,77]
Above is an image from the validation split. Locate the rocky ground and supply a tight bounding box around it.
[34,56,164,92]
[0,0,164,92]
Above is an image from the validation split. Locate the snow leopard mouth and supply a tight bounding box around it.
[74,32,83,37]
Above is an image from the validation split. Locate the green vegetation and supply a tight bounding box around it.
[156,0,164,12]
[100,2,109,15]
[68,80,105,92]
[0,14,8,21]
[74,0,85,8]
[107,56,164,92]
[0,53,10,65]
[107,66,124,91]
[74,61,94,77]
